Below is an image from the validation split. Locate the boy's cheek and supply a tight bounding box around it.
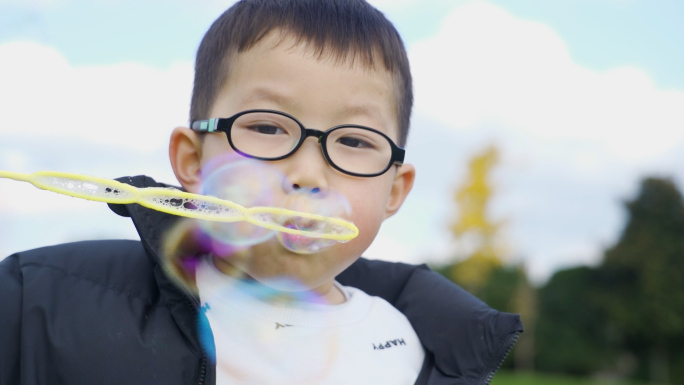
[348,201,386,249]
[345,181,393,221]
[200,138,236,164]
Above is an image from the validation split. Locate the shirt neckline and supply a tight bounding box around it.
[196,257,372,327]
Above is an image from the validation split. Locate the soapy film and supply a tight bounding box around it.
[197,267,339,383]
[199,159,280,248]
[198,159,353,254]
[0,170,358,242]
[277,187,352,254]
[1,169,346,381]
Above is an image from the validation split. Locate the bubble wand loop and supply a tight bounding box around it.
[0,170,359,242]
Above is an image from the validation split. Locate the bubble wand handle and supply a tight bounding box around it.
[0,170,34,183]
[0,170,359,242]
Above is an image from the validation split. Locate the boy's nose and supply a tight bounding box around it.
[291,185,321,194]
[283,137,329,192]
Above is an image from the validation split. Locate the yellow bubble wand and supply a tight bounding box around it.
[0,170,358,242]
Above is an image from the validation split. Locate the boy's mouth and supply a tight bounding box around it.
[272,187,353,254]
[280,232,315,250]
[278,220,331,254]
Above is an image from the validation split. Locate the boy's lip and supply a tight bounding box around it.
[278,220,320,252]
[280,232,316,248]
[282,217,318,232]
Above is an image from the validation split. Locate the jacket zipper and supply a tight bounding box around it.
[139,232,209,384]
[483,331,520,385]
[184,296,208,385]
[197,356,207,385]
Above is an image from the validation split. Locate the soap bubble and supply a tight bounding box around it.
[198,155,353,254]
[163,220,345,383]
[199,157,284,247]
[276,187,352,254]
[161,154,355,382]
[196,260,340,384]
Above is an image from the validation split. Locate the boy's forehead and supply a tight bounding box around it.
[249,30,383,72]
[240,87,388,123]
[218,32,400,137]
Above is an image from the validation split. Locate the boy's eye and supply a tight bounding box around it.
[246,124,286,135]
[337,136,375,149]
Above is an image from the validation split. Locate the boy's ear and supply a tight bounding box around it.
[169,126,204,194]
[384,163,415,219]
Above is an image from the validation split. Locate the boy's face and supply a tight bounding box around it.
[170,32,415,298]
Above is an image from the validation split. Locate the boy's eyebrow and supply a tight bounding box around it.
[337,104,388,129]
[240,88,293,109]
[240,88,389,131]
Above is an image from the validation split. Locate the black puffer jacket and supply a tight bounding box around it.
[0,176,522,385]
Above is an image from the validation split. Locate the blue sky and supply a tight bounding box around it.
[1,0,683,283]
[3,0,683,89]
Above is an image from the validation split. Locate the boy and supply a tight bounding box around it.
[0,1,522,384]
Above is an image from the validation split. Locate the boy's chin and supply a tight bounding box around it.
[212,241,342,294]
[247,274,322,293]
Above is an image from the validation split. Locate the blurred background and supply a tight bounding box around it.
[1,0,683,383]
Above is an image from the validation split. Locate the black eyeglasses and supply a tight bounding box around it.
[190,109,405,177]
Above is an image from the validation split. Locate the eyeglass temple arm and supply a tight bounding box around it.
[393,146,405,166]
[190,118,220,132]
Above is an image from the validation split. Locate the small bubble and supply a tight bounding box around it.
[195,265,339,383]
[199,158,281,246]
[194,156,353,252]
[275,188,351,254]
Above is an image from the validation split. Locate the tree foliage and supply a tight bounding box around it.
[535,177,684,383]
[439,166,684,381]
[448,146,505,292]
[535,266,618,375]
[601,177,684,383]
[438,145,538,370]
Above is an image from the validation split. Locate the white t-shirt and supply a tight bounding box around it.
[196,258,425,385]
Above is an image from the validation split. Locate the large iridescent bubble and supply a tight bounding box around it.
[276,187,351,254]
[199,156,353,255]
[196,260,339,383]
[199,158,283,247]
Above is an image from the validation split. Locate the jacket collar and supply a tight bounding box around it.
[108,175,182,266]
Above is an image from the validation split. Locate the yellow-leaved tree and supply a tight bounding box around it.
[449,145,505,293]
[445,145,536,370]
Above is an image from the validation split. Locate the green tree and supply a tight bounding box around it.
[601,177,684,384]
[533,177,684,383]
[535,266,618,375]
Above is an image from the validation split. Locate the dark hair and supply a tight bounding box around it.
[191,0,413,146]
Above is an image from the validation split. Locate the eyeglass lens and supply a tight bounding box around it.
[230,112,393,175]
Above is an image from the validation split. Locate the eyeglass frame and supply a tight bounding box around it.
[190,109,406,177]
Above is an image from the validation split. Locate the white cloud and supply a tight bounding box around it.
[367,0,418,9]
[0,41,193,152]
[0,41,187,258]
[409,1,684,163]
[382,1,684,283]
[363,233,412,264]
[1,0,69,9]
